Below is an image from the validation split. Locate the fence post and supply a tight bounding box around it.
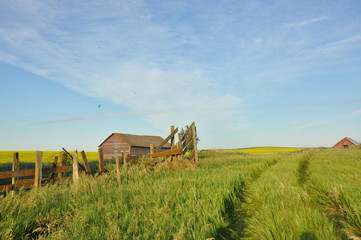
[150,144,155,162]
[191,124,199,164]
[123,151,128,168]
[115,150,121,183]
[98,148,105,172]
[177,134,184,161]
[73,150,80,184]
[34,151,43,188]
[80,151,91,173]
[12,152,20,184]
[170,125,175,148]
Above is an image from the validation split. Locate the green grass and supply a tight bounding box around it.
[0,148,360,239]
[0,151,271,239]
[306,148,361,238]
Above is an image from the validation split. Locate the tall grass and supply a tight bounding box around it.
[1,149,360,239]
[306,148,361,238]
[0,151,271,240]
[240,152,340,239]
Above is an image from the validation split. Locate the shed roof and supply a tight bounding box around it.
[99,133,171,148]
[345,137,359,146]
[332,137,359,147]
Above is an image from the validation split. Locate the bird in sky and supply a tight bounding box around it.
[98,104,101,108]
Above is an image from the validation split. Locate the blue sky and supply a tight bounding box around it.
[0,0,360,151]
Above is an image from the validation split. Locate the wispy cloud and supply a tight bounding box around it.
[285,16,327,28]
[291,119,329,130]
[0,1,244,130]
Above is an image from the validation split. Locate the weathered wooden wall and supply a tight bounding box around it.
[100,134,130,160]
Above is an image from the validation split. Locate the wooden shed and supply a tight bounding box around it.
[98,133,171,160]
[332,137,359,149]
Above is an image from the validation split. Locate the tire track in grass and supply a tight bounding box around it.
[215,159,278,240]
[296,152,353,239]
[237,153,341,240]
[303,152,361,239]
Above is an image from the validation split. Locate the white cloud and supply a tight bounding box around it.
[285,16,327,28]
[294,120,328,130]
[355,110,361,113]
[0,1,244,131]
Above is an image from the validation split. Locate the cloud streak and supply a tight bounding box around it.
[0,1,245,130]
[1,1,361,139]
[284,16,327,28]
[293,120,328,130]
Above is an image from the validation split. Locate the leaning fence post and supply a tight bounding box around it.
[34,151,43,188]
[80,151,91,173]
[73,150,80,184]
[98,148,105,172]
[170,125,175,147]
[12,152,20,185]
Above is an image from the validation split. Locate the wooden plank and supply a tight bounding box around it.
[183,139,194,154]
[80,151,91,172]
[0,169,35,179]
[34,151,42,188]
[154,127,178,152]
[0,166,72,180]
[12,152,20,184]
[42,166,73,174]
[151,148,182,158]
[182,122,195,140]
[98,148,105,172]
[73,150,80,184]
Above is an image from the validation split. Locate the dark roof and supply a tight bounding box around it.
[345,137,359,146]
[99,133,171,148]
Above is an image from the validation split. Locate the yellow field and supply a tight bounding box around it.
[0,151,99,164]
[224,147,304,154]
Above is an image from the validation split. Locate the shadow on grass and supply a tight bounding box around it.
[300,232,318,240]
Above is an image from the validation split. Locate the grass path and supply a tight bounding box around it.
[234,153,340,239]
[216,158,279,239]
[305,149,361,239]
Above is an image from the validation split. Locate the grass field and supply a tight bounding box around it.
[0,147,360,239]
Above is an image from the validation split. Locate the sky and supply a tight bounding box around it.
[0,0,361,151]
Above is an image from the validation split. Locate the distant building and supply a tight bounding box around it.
[332,137,360,149]
[98,133,171,160]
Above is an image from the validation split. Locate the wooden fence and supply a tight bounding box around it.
[0,149,111,195]
[147,122,199,170]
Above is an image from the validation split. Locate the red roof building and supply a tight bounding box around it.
[332,137,359,149]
